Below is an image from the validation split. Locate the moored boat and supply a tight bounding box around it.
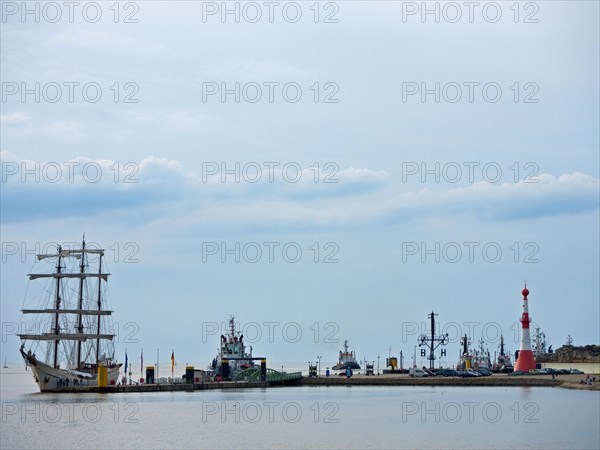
[209,316,258,380]
[332,339,361,370]
[18,237,121,391]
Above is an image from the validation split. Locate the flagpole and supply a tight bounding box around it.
[171,349,174,382]
[124,348,128,385]
[127,347,131,385]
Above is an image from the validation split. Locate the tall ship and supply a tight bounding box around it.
[332,339,361,370]
[209,316,257,380]
[18,237,121,391]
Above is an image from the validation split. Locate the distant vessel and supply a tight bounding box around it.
[458,335,492,371]
[209,316,257,380]
[493,334,513,371]
[332,340,361,370]
[532,326,548,356]
[474,337,492,370]
[18,237,121,391]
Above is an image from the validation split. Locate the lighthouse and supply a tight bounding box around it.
[514,284,537,372]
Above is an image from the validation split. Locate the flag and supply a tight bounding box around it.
[124,350,128,375]
[171,350,175,371]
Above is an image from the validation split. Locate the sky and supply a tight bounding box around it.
[1,1,598,371]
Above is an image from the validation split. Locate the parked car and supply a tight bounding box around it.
[500,365,514,374]
[458,370,479,378]
[440,369,459,377]
[510,370,528,376]
[409,367,429,377]
[476,368,492,376]
[529,369,542,375]
[570,369,584,374]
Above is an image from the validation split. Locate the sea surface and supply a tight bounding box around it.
[1,365,599,449]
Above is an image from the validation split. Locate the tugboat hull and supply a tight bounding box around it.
[333,339,361,371]
[332,362,361,371]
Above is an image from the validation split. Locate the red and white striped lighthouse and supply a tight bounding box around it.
[514,284,536,372]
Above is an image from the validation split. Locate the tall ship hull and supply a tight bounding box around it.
[20,347,121,392]
[18,237,121,392]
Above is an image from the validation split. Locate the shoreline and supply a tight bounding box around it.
[299,373,600,391]
[14,373,599,393]
[3,366,598,393]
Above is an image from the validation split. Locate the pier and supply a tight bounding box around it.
[299,373,599,390]
[42,371,304,393]
[36,372,600,393]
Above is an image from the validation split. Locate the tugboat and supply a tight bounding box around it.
[332,340,361,370]
[18,237,121,391]
[209,316,257,380]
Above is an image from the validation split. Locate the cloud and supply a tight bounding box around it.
[44,121,85,140]
[0,152,186,222]
[190,171,599,229]
[0,111,31,124]
[42,30,167,55]
[1,152,598,228]
[415,172,600,221]
[164,111,210,131]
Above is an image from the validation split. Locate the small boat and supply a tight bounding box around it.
[332,340,361,370]
[18,237,121,391]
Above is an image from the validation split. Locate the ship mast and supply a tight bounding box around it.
[95,253,103,365]
[229,316,235,338]
[19,241,115,369]
[76,237,86,369]
[52,246,63,368]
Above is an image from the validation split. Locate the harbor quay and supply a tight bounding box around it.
[15,240,599,395]
[34,373,598,393]
[300,373,599,390]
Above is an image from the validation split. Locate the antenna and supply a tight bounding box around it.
[418,311,449,370]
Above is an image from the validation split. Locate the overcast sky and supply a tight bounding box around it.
[1,1,598,369]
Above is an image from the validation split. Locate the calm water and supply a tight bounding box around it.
[1,366,599,449]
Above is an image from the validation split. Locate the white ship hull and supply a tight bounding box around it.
[21,349,121,392]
